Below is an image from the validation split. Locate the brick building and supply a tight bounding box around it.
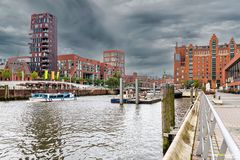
[58,54,118,81]
[223,53,240,89]
[103,50,125,77]
[29,13,57,76]
[4,56,32,81]
[174,34,239,89]
[100,62,118,80]
[58,54,101,80]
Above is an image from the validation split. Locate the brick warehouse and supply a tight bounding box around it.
[29,13,58,76]
[174,34,240,89]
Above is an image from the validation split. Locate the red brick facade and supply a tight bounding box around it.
[174,34,239,89]
[58,54,118,80]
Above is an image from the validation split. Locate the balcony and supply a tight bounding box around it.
[42,49,49,52]
[41,64,50,68]
[42,44,49,47]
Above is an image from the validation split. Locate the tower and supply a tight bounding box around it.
[29,13,57,76]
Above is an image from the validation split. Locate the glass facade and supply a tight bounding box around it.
[230,43,235,59]
[212,40,216,80]
[227,59,240,83]
[189,48,193,78]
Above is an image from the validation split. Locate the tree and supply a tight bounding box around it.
[31,71,38,80]
[193,80,200,88]
[94,79,102,86]
[2,69,11,80]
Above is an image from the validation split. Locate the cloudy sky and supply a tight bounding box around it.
[0,0,240,76]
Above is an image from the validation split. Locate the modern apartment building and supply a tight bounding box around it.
[174,34,239,89]
[29,13,57,76]
[58,54,101,80]
[103,50,125,77]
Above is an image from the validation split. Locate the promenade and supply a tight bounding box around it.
[192,92,240,159]
[210,92,240,152]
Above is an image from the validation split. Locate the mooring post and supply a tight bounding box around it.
[119,78,123,105]
[153,82,156,96]
[4,85,7,100]
[162,84,175,154]
[135,78,139,104]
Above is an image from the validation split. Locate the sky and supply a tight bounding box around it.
[1,0,240,76]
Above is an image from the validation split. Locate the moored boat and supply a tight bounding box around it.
[29,92,76,102]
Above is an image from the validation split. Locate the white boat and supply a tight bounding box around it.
[29,92,76,102]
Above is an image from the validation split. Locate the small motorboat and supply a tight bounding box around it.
[29,92,76,102]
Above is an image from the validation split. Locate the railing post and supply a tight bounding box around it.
[217,139,227,160]
[197,95,204,155]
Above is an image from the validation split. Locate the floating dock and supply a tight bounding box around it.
[111,97,161,104]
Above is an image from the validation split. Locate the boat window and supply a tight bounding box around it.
[49,95,57,99]
[64,94,70,98]
[57,95,64,98]
[43,95,48,98]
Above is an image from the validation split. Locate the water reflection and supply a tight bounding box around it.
[0,96,163,159]
[19,102,64,159]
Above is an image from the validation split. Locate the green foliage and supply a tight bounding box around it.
[17,70,22,79]
[2,69,11,80]
[85,78,93,85]
[62,76,69,81]
[193,80,200,88]
[31,71,38,80]
[184,80,201,89]
[105,71,121,89]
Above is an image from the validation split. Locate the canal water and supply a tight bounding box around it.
[0,95,190,160]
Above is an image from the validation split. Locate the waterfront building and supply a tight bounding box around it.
[4,56,32,81]
[103,50,125,77]
[58,54,101,81]
[174,34,239,89]
[124,72,173,88]
[29,13,57,76]
[100,62,118,80]
[223,53,240,89]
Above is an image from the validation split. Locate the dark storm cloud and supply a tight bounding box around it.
[0,0,240,76]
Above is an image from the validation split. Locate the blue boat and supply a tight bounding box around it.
[111,98,128,103]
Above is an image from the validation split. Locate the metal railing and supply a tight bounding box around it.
[197,93,240,160]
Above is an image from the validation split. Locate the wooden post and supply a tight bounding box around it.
[162,84,175,154]
[135,78,139,104]
[119,78,123,105]
[153,82,156,96]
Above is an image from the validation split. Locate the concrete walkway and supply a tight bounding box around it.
[207,92,240,159]
[192,92,240,159]
[209,92,240,149]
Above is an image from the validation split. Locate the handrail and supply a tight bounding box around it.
[204,93,240,159]
[197,92,240,159]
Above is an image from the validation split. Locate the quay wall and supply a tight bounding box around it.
[163,95,200,160]
[0,89,117,101]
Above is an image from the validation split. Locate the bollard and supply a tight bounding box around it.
[119,78,123,105]
[135,78,139,104]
